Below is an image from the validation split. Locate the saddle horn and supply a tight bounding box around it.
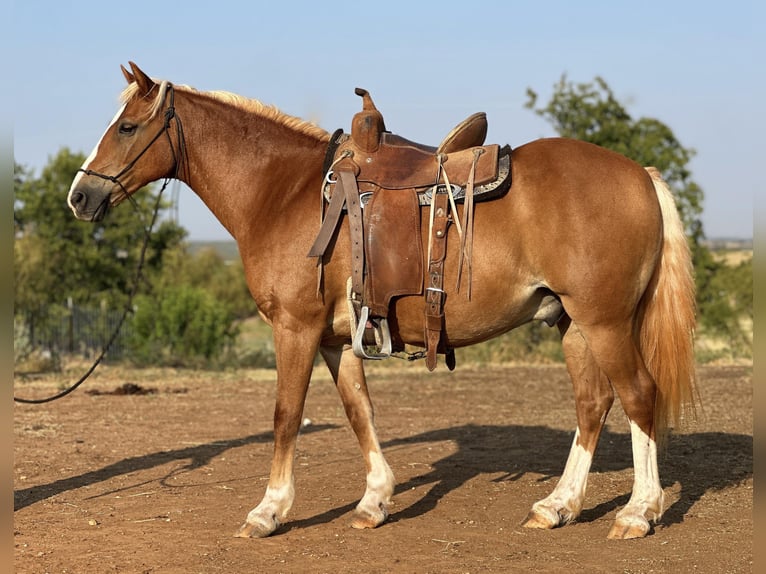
[351,88,386,153]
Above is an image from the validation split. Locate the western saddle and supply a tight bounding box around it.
[308,88,511,370]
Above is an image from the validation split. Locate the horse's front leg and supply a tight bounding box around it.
[320,344,395,529]
[235,323,321,538]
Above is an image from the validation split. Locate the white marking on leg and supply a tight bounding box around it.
[235,479,296,538]
[364,450,394,501]
[246,480,295,527]
[607,420,664,538]
[67,104,126,210]
[529,428,593,525]
[354,450,394,527]
[623,420,664,521]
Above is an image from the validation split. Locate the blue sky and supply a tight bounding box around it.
[13,0,762,240]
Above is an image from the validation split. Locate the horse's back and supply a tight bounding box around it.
[509,137,659,225]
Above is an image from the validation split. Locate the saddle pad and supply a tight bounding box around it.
[363,188,424,317]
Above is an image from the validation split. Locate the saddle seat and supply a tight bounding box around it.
[335,89,500,197]
[309,88,512,369]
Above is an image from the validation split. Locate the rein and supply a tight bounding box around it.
[14,85,186,404]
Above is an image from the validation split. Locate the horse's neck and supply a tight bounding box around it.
[176,95,326,242]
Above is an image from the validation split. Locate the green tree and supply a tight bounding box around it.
[14,147,257,368]
[150,246,257,320]
[14,148,186,313]
[14,149,186,362]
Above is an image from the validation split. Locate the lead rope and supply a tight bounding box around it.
[13,181,168,404]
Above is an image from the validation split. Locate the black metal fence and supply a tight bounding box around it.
[15,304,134,361]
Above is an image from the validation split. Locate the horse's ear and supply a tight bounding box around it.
[120,64,135,85]
[128,61,155,95]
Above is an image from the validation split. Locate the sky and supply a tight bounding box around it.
[13,0,762,241]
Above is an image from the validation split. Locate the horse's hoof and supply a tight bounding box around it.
[350,503,388,529]
[234,520,276,538]
[521,506,560,529]
[607,517,650,539]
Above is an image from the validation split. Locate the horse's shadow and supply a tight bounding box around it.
[13,424,338,512]
[15,422,751,532]
[287,424,752,531]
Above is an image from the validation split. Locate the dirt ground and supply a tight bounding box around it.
[13,362,752,573]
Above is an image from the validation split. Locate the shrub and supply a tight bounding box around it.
[128,285,237,367]
[456,322,564,365]
[13,316,61,373]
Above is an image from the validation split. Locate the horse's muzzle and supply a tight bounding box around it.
[68,188,111,222]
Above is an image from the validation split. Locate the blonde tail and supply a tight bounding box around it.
[639,167,698,444]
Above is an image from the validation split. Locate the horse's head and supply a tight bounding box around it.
[68,62,181,221]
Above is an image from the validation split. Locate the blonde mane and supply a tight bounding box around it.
[120,80,330,142]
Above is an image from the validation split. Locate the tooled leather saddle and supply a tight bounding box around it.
[308,88,512,370]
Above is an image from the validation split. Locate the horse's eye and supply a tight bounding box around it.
[118,123,136,135]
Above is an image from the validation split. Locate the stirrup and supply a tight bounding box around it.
[352,306,392,360]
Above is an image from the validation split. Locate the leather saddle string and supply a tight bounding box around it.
[437,154,463,241]
[427,154,464,286]
[456,148,481,299]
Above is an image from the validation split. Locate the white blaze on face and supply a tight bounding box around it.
[67,103,127,211]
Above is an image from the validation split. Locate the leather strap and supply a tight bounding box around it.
[307,168,365,309]
[340,169,365,303]
[307,180,346,259]
[307,140,353,260]
[425,192,450,371]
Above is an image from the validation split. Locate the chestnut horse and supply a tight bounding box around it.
[68,62,696,540]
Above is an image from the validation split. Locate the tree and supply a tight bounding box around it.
[129,285,238,367]
[14,148,256,367]
[14,149,187,360]
[14,148,186,313]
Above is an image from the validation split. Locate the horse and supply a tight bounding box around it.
[67,62,696,540]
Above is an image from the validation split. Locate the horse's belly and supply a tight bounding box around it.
[389,279,554,348]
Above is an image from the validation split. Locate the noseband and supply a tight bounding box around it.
[77,84,186,200]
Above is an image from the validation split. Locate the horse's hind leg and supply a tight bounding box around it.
[523,316,614,529]
[578,321,664,539]
[320,344,395,529]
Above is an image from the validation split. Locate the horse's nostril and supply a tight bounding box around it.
[70,191,85,207]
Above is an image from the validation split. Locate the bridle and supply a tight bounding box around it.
[14,84,186,404]
[77,83,187,209]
